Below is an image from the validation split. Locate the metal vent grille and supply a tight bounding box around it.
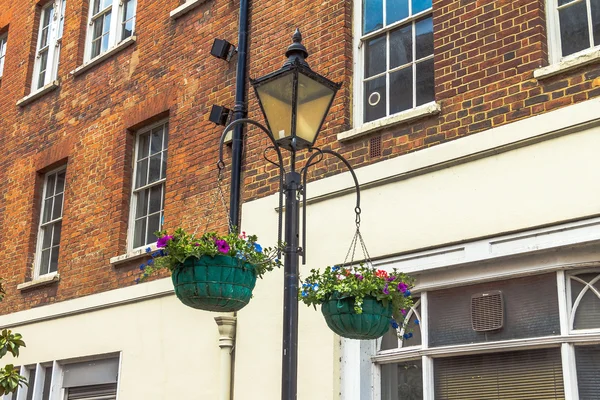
[369,135,381,158]
[471,290,504,332]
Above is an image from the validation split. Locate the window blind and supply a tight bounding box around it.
[575,345,600,400]
[434,348,564,400]
[66,383,117,400]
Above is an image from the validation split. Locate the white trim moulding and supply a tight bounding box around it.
[16,81,60,107]
[71,36,136,77]
[170,0,206,19]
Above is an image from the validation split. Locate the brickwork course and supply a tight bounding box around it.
[0,0,599,315]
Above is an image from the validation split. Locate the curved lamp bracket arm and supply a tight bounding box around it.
[216,118,286,257]
[300,147,362,264]
[217,118,286,178]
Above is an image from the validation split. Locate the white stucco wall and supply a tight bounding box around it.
[234,100,600,399]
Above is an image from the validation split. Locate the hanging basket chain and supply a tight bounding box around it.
[194,162,234,236]
[342,206,374,269]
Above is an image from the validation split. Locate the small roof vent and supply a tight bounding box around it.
[471,290,504,332]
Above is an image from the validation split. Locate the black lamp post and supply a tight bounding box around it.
[218,29,359,400]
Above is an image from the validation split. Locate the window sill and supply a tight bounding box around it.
[71,36,137,77]
[17,273,60,291]
[110,243,157,267]
[534,47,600,80]
[170,0,206,19]
[16,81,60,107]
[337,102,441,142]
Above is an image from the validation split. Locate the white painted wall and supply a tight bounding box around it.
[235,105,600,399]
[1,287,222,400]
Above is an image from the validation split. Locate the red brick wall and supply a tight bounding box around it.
[0,0,599,314]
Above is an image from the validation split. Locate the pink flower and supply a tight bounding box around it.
[215,239,230,254]
[401,309,407,316]
[157,235,173,248]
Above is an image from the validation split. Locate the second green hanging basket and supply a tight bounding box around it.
[321,295,392,340]
[171,254,257,312]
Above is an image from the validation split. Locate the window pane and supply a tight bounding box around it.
[559,1,591,57]
[592,0,600,46]
[135,189,148,218]
[387,0,409,25]
[25,369,36,400]
[365,35,387,78]
[42,366,53,400]
[402,311,422,347]
[52,222,62,246]
[390,66,413,114]
[148,185,162,214]
[148,154,162,183]
[161,150,168,179]
[122,19,134,39]
[133,218,146,248]
[40,249,51,275]
[381,359,423,400]
[56,171,65,194]
[42,225,53,249]
[135,158,148,188]
[576,345,600,399]
[415,16,433,60]
[412,0,431,14]
[381,326,400,351]
[38,50,48,89]
[94,0,112,14]
[150,128,163,154]
[43,198,53,223]
[46,174,56,198]
[146,213,161,245]
[163,125,169,148]
[390,25,412,69]
[52,193,63,219]
[363,0,383,34]
[573,288,600,330]
[122,0,136,39]
[416,58,434,106]
[138,133,149,160]
[364,75,387,122]
[49,246,59,273]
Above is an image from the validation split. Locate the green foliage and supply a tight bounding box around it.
[299,265,415,323]
[138,228,283,282]
[0,282,27,396]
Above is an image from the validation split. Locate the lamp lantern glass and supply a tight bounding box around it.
[251,61,340,151]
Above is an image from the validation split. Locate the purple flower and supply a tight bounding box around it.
[383,284,389,295]
[355,274,364,281]
[401,309,407,316]
[387,276,396,282]
[193,243,200,247]
[215,239,230,254]
[397,282,408,293]
[157,235,173,248]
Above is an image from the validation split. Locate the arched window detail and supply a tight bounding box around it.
[380,299,422,351]
[569,273,600,331]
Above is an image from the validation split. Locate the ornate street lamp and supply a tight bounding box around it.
[218,29,360,400]
[250,29,341,151]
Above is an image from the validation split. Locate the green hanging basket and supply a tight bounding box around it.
[171,254,257,312]
[321,295,392,340]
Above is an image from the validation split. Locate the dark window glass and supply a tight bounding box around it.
[415,17,433,60]
[592,0,600,46]
[365,36,387,78]
[576,345,600,400]
[381,359,423,400]
[428,274,560,347]
[390,25,412,68]
[559,1,591,56]
[416,58,435,106]
[365,75,387,122]
[390,67,413,114]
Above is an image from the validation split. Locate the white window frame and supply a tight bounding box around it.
[3,354,121,400]
[34,166,67,279]
[349,270,600,400]
[128,120,168,252]
[353,0,434,128]
[0,33,7,79]
[546,0,600,64]
[565,269,600,334]
[84,0,136,62]
[32,0,66,92]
